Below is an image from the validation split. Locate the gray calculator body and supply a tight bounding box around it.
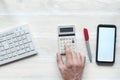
[58,25,76,54]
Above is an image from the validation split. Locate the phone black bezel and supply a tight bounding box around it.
[96,24,117,64]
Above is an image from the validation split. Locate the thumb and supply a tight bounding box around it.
[57,53,64,69]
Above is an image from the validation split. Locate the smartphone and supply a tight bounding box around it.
[96,24,117,64]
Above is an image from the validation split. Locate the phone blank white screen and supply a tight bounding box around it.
[98,28,115,62]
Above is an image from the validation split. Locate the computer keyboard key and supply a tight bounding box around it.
[26,34,32,42]
[8,53,12,58]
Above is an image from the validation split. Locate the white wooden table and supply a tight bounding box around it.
[0,0,120,80]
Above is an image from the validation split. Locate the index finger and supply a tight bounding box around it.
[65,45,72,64]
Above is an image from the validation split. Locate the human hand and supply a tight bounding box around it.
[57,45,86,80]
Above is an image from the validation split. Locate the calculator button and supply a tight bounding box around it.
[72,40,75,43]
[59,36,76,54]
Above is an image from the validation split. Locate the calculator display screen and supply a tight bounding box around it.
[60,28,73,32]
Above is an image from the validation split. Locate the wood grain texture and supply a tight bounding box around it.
[0,0,120,80]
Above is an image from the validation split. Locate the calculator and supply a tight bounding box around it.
[58,25,76,55]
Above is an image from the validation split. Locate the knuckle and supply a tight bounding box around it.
[67,62,73,68]
[79,63,83,68]
[77,63,81,67]
[81,63,85,68]
[58,65,63,70]
[73,62,79,67]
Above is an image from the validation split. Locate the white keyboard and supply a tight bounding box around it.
[0,25,37,65]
